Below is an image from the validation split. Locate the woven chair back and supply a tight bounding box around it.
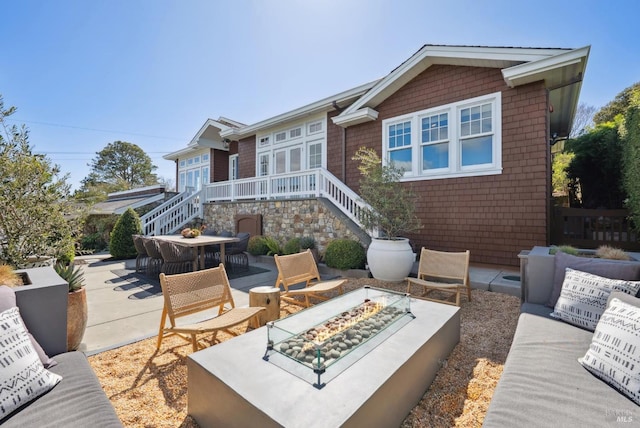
[417,248,470,283]
[157,240,195,263]
[274,249,321,289]
[142,237,163,259]
[160,264,234,323]
[132,235,148,256]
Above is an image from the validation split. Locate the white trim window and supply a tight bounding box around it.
[382,92,502,180]
[229,154,239,180]
[254,116,327,175]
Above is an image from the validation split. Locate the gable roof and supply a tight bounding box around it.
[164,118,241,160]
[333,44,590,137]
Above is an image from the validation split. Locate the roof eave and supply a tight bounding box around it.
[164,118,236,160]
[501,46,590,88]
[331,107,380,128]
[220,80,380,140]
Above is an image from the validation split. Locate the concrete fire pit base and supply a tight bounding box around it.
[187,297,460,428]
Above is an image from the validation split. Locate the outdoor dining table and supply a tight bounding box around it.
[152,234,240,271]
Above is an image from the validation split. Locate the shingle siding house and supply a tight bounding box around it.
[162,44,590,267]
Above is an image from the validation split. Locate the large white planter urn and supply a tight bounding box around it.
[367,238,416,282]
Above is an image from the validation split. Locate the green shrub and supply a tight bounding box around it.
[247,235,269,256]
[81,232,107,251]
[283,237,301,255]
[56,242,76,265]
[109,208,141,258]
[549,245,580,256]
[324,239,366,270]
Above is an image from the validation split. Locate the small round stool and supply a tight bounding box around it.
[249,286,281,326]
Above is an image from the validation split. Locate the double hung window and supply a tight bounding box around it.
[382,92,501,180]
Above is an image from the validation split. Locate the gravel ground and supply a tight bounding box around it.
[88,278,520,427]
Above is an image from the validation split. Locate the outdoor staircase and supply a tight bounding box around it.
[140,188,203,236]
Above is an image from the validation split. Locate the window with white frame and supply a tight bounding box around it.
[308,142,322,169]
[387,120,412,172]
[382,92,502,180]
[275,132,286,142]
[255,117,327,175]
[308,121,322,134]
[229,155,239,180]
[258,153,270,176]
[289,127,302,139]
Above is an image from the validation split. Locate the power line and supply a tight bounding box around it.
[36,150,171,155]
[5,118,186,141]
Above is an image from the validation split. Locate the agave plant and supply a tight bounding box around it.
[54,262,85,292]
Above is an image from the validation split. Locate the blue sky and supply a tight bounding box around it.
[1,0,638,191]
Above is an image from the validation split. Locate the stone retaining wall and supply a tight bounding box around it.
[202,198,366,254]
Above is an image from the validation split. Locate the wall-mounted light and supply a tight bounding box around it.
[222,138,231,149]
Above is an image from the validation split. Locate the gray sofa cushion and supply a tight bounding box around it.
[2,351,122,428]
[483,312,639,427]
[580,295,640,405]
[547,251,640,307]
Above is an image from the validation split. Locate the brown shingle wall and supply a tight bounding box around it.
[327,110,345,180]
[344,65,549,266]
[212,149,229,182]
[238,136,256,179]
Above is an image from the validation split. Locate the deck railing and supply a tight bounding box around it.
[551,207,640,250]
[140,169,371,236]
[203,168,370,230]
[140,188,202,235]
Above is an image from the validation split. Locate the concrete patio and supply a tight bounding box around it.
[77,253,520,355]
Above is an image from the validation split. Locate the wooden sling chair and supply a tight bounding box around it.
[157,264,264,352]
[406,248,471,306]
[274,249,346,307]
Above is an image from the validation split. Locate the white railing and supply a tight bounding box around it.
[140,188,203,235]
[203,168,369,229]
[142,169,370,236]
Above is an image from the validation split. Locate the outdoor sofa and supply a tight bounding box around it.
[484,251,640,427]
[0,281,122,427]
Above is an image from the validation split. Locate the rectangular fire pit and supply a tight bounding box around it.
[188,288,460,428]
[264,287,414,388]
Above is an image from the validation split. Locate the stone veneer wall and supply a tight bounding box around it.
[202,198,365,254]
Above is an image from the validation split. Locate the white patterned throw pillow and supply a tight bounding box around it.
[0,307,62,420]
[579,297,640,405]
[551,268,640,331]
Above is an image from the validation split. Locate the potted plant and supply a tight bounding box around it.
[54,262,87,351]
[353,147,422,281]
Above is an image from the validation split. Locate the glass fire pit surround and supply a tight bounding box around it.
[264,286,414,389]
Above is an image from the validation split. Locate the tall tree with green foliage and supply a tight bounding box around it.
[565,122,626,209]
[594,81,640,125]
[552,152,574,195]
[622,90,640,231]
[0,95,75,267]
[76,141,158,201]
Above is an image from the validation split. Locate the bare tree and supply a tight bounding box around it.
[570,102,596,138]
